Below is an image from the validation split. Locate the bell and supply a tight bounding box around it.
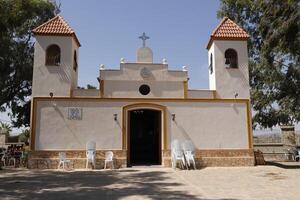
[225,58,230,65]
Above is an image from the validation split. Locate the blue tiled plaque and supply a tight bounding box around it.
[68,107,82,120]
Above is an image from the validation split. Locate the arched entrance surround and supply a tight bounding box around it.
[122,103,167,165]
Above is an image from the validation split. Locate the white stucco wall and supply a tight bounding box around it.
[34,99,249,150]
[137,47,153,63]
[209,40,250,99]
[187,90,214,99]
[73,89,99,97]
[35,101,124,150]
[32,35,79,97]
[104,80,184,98]
[208,44,216,90]
[99,63,188,98]
[101,63,187,81]
[167,102,248,149]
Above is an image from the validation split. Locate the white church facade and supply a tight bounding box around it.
[28,16,254,168]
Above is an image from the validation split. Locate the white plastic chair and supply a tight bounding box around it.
[1,153,6,167]
[171,140,186,170]
[294,150,300,162]
[57,152,71,170]
[182,140,196,169]
[184,151,196,169]
[86,141,96,169]
[8,156,16,167]
[284,149,291,160]
[104,151,114,169]
[86,141,96,151]
[86,150,96,169]
[6,152,16,167]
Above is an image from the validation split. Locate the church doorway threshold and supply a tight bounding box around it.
[128,109,161,166]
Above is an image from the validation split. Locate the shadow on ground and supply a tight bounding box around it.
[266,161,300,169]
[0,168,239,200]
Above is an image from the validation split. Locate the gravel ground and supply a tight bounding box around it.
[0,163,299,200]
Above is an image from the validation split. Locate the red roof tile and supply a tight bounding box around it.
[207,17,249,49]
[32,15,81,47]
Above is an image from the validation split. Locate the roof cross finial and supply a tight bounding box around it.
[139,32,150,47]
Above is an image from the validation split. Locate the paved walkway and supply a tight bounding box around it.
[0,164,299,200]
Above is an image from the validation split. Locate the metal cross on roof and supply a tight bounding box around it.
[139,32,150,47]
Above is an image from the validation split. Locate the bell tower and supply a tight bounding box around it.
[207,17,250,99]
[32,15,81,97]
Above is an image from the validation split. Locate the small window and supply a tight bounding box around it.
[209,53,213,74]
[139,84,150,95]
[225,48,238,68]
[73,50,78,71]
[46,44,61,66]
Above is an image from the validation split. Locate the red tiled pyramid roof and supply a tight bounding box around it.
[207,17,249,49]
[32,15,81,47]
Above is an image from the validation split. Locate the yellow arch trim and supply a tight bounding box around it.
[122,103,167,152]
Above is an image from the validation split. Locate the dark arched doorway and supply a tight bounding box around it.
[128,109,161,166]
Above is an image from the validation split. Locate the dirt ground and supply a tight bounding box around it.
[0,163,299,200]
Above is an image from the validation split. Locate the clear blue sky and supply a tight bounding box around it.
[59,0,221,89]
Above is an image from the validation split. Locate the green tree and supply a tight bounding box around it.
[0,122,12,137]
[87,84,97,89]
[218,0,300,128]
[0,0,59,127]
[18,129,30,143]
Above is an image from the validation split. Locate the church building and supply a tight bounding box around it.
[28,15,254,168]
